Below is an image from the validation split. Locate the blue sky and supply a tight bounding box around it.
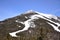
[0,0,60,21]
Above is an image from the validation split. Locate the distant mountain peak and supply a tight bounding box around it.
[24,10,37,13]
[24,10,58,20]
[0,10,60,40]
[8,10,60,37]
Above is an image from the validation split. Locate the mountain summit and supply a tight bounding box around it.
[0,10,60,40]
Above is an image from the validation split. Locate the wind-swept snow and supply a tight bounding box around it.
[9,11,60,37]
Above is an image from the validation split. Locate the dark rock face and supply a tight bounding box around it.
[0,12,60,40]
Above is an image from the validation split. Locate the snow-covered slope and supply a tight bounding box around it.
[9,10,60,37]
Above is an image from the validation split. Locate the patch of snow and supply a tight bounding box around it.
[47,22,60,32]
[29,30,31,33]
[30,15,39,19]
[9,16,36,37]
[17,25,21,27]
[15,20,18,22]
[55,23,60,27]
[16,20,24,24]
[18,26,21,27]
[30,22,35,28]
[20,22,24,24]
[25,16,28,19]
[9,33,18,37]
[35,11,58,20]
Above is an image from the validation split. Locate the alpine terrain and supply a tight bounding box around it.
[0,10,60,40]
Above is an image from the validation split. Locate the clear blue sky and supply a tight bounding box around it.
[0,0,60,21]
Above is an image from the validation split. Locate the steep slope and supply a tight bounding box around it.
[0,10,60,40]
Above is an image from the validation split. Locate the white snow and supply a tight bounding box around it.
[29,30,31,33]
[17,25,21,27]
[9,15,36,37]
[25,16,28,19]
[9,11,60,37]
[16,20,24,24]
[15,20,18,22]
[9,33,18,37]
[47,22,60,32]
[30,22,35,28]
[18,26,21,27]
[35,11,58,20]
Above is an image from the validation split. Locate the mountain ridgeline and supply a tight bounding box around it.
[0,10,60,40]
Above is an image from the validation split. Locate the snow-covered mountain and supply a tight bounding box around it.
[0,10,60,40]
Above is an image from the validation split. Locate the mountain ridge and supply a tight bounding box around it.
[0,10,60,40]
